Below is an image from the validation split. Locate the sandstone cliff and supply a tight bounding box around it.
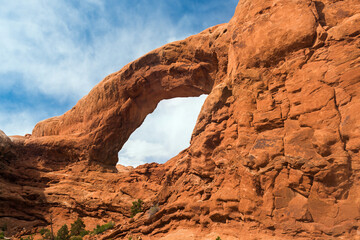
[1,0,360,239]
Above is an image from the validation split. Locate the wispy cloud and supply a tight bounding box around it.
[0,109,46,136]
[0,0,208,102]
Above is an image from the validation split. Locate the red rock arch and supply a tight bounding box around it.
[31,25,230,165]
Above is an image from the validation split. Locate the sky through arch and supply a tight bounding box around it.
[118,95,207,167]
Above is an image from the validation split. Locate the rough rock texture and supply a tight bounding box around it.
[1,0,360,239]
[0,130,15,160]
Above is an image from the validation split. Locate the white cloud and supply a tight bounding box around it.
[0,1,98,101]
[0,110,44,136]
[118,140,169,167]
[0,1,190,102]
[118,95,207,167]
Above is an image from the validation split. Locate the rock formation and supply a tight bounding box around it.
[1,0,360,239]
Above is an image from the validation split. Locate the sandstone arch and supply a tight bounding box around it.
[29,0,323,167]
[31,24,231,166]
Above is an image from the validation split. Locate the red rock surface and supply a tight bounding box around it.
[1,0,360,239]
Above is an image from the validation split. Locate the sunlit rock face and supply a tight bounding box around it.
[1,0,360,239]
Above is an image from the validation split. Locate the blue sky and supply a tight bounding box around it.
[0,0,238,166]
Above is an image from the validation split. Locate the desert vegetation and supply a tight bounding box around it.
[131,199,143,217]
[35,218,114,240]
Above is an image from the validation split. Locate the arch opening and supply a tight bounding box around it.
[117,95,207,167]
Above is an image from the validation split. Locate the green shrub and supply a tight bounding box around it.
[39,228,53,240]
[70,218,88,237]
[0,231,4,239]
[92,221,115,235]
[131,199,143,217]
[39,218,90,240]
[216,237,222,240]
[20,236,34,240]
[70,236,83,240]
[39,228,49,235]
[56,224,70,240]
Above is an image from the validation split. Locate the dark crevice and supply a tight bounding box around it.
[314,1,327,26]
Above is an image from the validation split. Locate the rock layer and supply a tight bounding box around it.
[1,0,360,239]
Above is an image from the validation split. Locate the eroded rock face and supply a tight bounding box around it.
[0,130,14,160]
[1,0,360,239]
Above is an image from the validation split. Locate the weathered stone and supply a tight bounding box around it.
[1,0,360,239]
[0,130,15,161]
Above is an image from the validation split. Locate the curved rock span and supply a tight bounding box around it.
[1,0,360,239]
